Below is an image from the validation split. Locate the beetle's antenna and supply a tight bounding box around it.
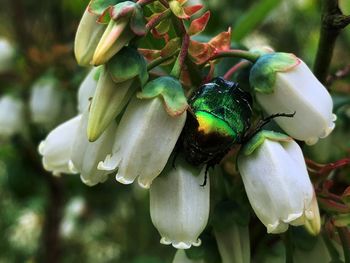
[242,111,296,144]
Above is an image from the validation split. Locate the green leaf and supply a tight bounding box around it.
[333,214,350,227]
[89,0,123,15]
[137,76,188,116]
[147,1,166,13]
[242,130,291,156]
[232,0,282,41]
[130,5,146,36]
[249,52,300,94]
[107,47,148,86]
[169,0,189,19]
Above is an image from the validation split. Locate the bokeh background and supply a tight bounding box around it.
[0,0,349,262]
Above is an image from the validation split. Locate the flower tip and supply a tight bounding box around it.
[68,160,79,174]
[137,177,152,189]
[267,222,289,234]
[38,141,46,155]
[116,173,134,185]
[87,126,101,142]
[160,237,201,249]
[97,154,119,171]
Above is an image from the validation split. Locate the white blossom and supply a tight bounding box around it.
[255,60,336,145]
[70,111,117,186]
[0,37,15,73]
[237,131,320,234]
[150,157,209,249]
[0,95,25,138]
[77,68,99,113]
[29,77,62,126]
[98,96,186,188]
[38,115,81,176]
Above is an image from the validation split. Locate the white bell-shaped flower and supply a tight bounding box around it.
[98,96,186,188]
[70,110,117,186]
[0,95,25,138]
[38,115,81,176]
[214,224,250,263]
[0,38,15,73]
[173,250,205,263]
[237,131,320,234]
[29,77,62,126]
[252,57,335,145]
[77,68,99,113]
[150,157,210,249]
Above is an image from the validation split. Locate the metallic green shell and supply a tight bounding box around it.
[190,77,252,142]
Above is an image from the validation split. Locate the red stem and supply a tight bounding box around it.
[223,60,251,80]
[146,9,171,32]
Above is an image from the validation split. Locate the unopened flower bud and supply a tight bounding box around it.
[74,8,106,66]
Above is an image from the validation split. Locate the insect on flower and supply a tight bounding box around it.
[178,77,294,185]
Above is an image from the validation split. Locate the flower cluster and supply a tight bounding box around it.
[36,0,336,261]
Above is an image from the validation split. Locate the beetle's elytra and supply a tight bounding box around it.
[180,77,253,167]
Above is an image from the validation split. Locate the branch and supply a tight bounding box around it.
[313,0,350,84]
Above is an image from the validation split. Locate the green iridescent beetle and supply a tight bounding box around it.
[180,77,253,168]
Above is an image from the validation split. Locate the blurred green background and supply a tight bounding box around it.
[0,0,349,262]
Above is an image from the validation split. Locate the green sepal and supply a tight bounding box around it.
[242,130,292,156]
[109,1,146,36]
[130,5,146,36]
[89,0,123,16]
[333,214,350,227]
[249,46,274,56]
[106,46,148,86]
[93,66,103,81]
[137,76,188,116]
[169,0,189,19]
[249,52,300,94]
[155,18,171,36]
[147,1,166,13]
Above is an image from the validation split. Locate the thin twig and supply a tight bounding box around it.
[313,0,350,84]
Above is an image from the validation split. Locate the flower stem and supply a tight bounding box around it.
[145,9,172,33]
[137,0,156,6]
[337,227,350,263]
[313,0,350,84]
[147,51,178,71]
[170,33,190,78]
[223,60,251,80]
[201,50,260,66]
[284,230,294,263]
